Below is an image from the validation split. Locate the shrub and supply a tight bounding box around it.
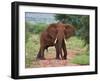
[71,51,89,65]
[33,23,47,34]
[25,22,48,43]
[66,37,85,50]
[25,34,40,67]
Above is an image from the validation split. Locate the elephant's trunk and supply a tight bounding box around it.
[56,31,64,52]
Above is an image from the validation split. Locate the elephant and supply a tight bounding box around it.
[36,22,75,60]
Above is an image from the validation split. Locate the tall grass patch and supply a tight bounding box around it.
[71,51,89,65]
[25,34,40,67]
[66,37,85,50]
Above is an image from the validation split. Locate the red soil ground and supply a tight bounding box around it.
[32,49,81,68]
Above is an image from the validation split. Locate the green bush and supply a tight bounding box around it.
[25,34,40,67]
[66,37,85,50]
[25,32,31,43]
[25,22,48,43]
[71,51,89,65]
[33,23,47,34]
[25,21,48,34]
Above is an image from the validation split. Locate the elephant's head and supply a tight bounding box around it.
[46,22,75,47]
[54,22,75,44]
[46,22,75,55]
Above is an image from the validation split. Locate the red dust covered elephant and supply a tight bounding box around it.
[36,22,75,60]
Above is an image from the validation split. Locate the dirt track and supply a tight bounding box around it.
[32,48,82,68]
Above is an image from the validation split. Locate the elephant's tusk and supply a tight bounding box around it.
[54,38,57,44]
[64,39,67,44]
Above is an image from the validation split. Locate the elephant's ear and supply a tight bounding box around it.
[47,23,57,39]
[64,24,75,39]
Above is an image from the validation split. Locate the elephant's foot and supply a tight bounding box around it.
[36,53,45,60]
[36,57,46,60]
[62,56,67,60]
[55,57,61,60]
[40,57,46,60]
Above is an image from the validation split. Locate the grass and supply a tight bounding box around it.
[66,36,85,50]
[71,51,89,65]
[25,34,40,67]
[68,37,89,65]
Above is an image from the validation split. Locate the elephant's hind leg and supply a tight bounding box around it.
[36,48,41,59]
[36,47,45,60]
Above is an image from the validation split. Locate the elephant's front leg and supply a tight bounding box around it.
[62,39,67,59]
[55,44,60,59]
